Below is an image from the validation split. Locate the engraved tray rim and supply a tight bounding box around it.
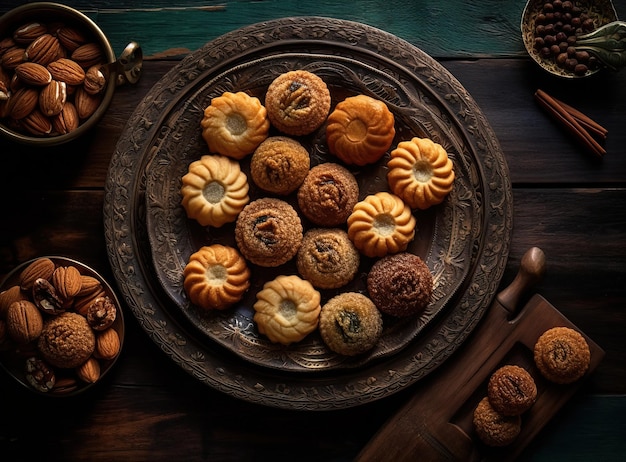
[103,16,513,410]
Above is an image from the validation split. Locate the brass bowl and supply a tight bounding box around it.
[0,256,125,397]
[0,2,140,146]
[521,0,618,78]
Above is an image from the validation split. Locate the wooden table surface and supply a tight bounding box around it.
[1,1,625,461]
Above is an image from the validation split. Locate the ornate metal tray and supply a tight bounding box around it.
[104,17,512,410]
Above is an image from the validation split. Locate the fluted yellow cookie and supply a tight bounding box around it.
[387,136,455,210]
[347,192,416,258]
[253,275,321,345]
[326,94,395,166]
[201,91,270,159]
[183,244,251,310]
[181,154,249,227]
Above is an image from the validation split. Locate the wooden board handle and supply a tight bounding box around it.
[496,247,546,315]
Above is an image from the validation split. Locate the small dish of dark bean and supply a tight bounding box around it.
[521,0,618,78]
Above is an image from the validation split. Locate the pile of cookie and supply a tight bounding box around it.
[179,69,455,357]
[473,326,591,447]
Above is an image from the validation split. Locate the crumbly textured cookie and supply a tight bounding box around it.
[319,292,383,356]
[387,137,455,210]
[326,94,395,166]
[250,136,310,195]
[297,163,359,227]
[367,253,433,317]
[296,228,360,289]
[533,326,591,384]
[37,312,95,369]
[488,365,537,416]
[235,198,303,267]
[201,91,270,159]
[265,70,331,136]
[347,192,416,258]
[473,397,522,447]
[183,245,251,310]
[253,275,321,345]
[181,154,250,227]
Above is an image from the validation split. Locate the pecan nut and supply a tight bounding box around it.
[14,62,51,86]
[13,22,48,45]
[83,65,106,95]
[56,26,87,52]
[24,33,63,66]
[96,327,121,360]
[19,257,55,291]
[22,108,52,136]
[86,296,116,331]
[39,79,66,116]
[6,299,43,344]
[74,86,101,119]
[32,277,64,315]
[25,356,56,392]
[71,42,103,69]
[8,86,39,120]
[51,101,79,134]
[47,58,85,86]
[76,356,100,383]
[52,265,82,301]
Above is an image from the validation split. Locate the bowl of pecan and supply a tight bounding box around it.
[521,0,618,78]
[0,2,142,146]
[0,256,125,396]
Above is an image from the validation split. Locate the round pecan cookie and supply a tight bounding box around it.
[487,365,537,416]
[473,397,521,447]
[533,326,591,384]
[264,70,331,136]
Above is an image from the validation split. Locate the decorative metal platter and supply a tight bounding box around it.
[104,17,512,410]
[144,53,476,373]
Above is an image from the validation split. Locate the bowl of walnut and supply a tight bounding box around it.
[521,0,618,78]
[0,256,124,396]
[0,2,142,146]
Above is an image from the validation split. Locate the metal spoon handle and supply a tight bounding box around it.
[576,20,626,71]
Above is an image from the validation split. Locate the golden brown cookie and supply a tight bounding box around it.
[253,275,321,345]
[473,396,521,447]
[180,154,250,227]
[296,228,360,289]
[487,365,537,416]
[264,70,331,136]
[183,244,251,310]
[201,91,270,159]
[367,252,433,317]
[250,136,310,195]
[37,312,95,369]
[387,136,455,210]
[297,162,359,227]
[347,192,416,258]
[533,326,591,384]
[319,292,383,356]
[326,94,395,166]
[234,198,303,267]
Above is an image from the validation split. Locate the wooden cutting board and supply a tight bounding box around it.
[356,248,605,461]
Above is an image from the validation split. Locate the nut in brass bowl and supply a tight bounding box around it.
[0,2,142,146]
[521,0,618,78]
[0,256,125,397]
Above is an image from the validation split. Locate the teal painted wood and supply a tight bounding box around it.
[519,395,626,461]
[1,0,533,57]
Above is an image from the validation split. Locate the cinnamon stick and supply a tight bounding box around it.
[550,95,608,141]
[535,89,606,158]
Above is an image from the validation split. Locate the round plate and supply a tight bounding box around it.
[144,53,476,372]
[104,17,512,410]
